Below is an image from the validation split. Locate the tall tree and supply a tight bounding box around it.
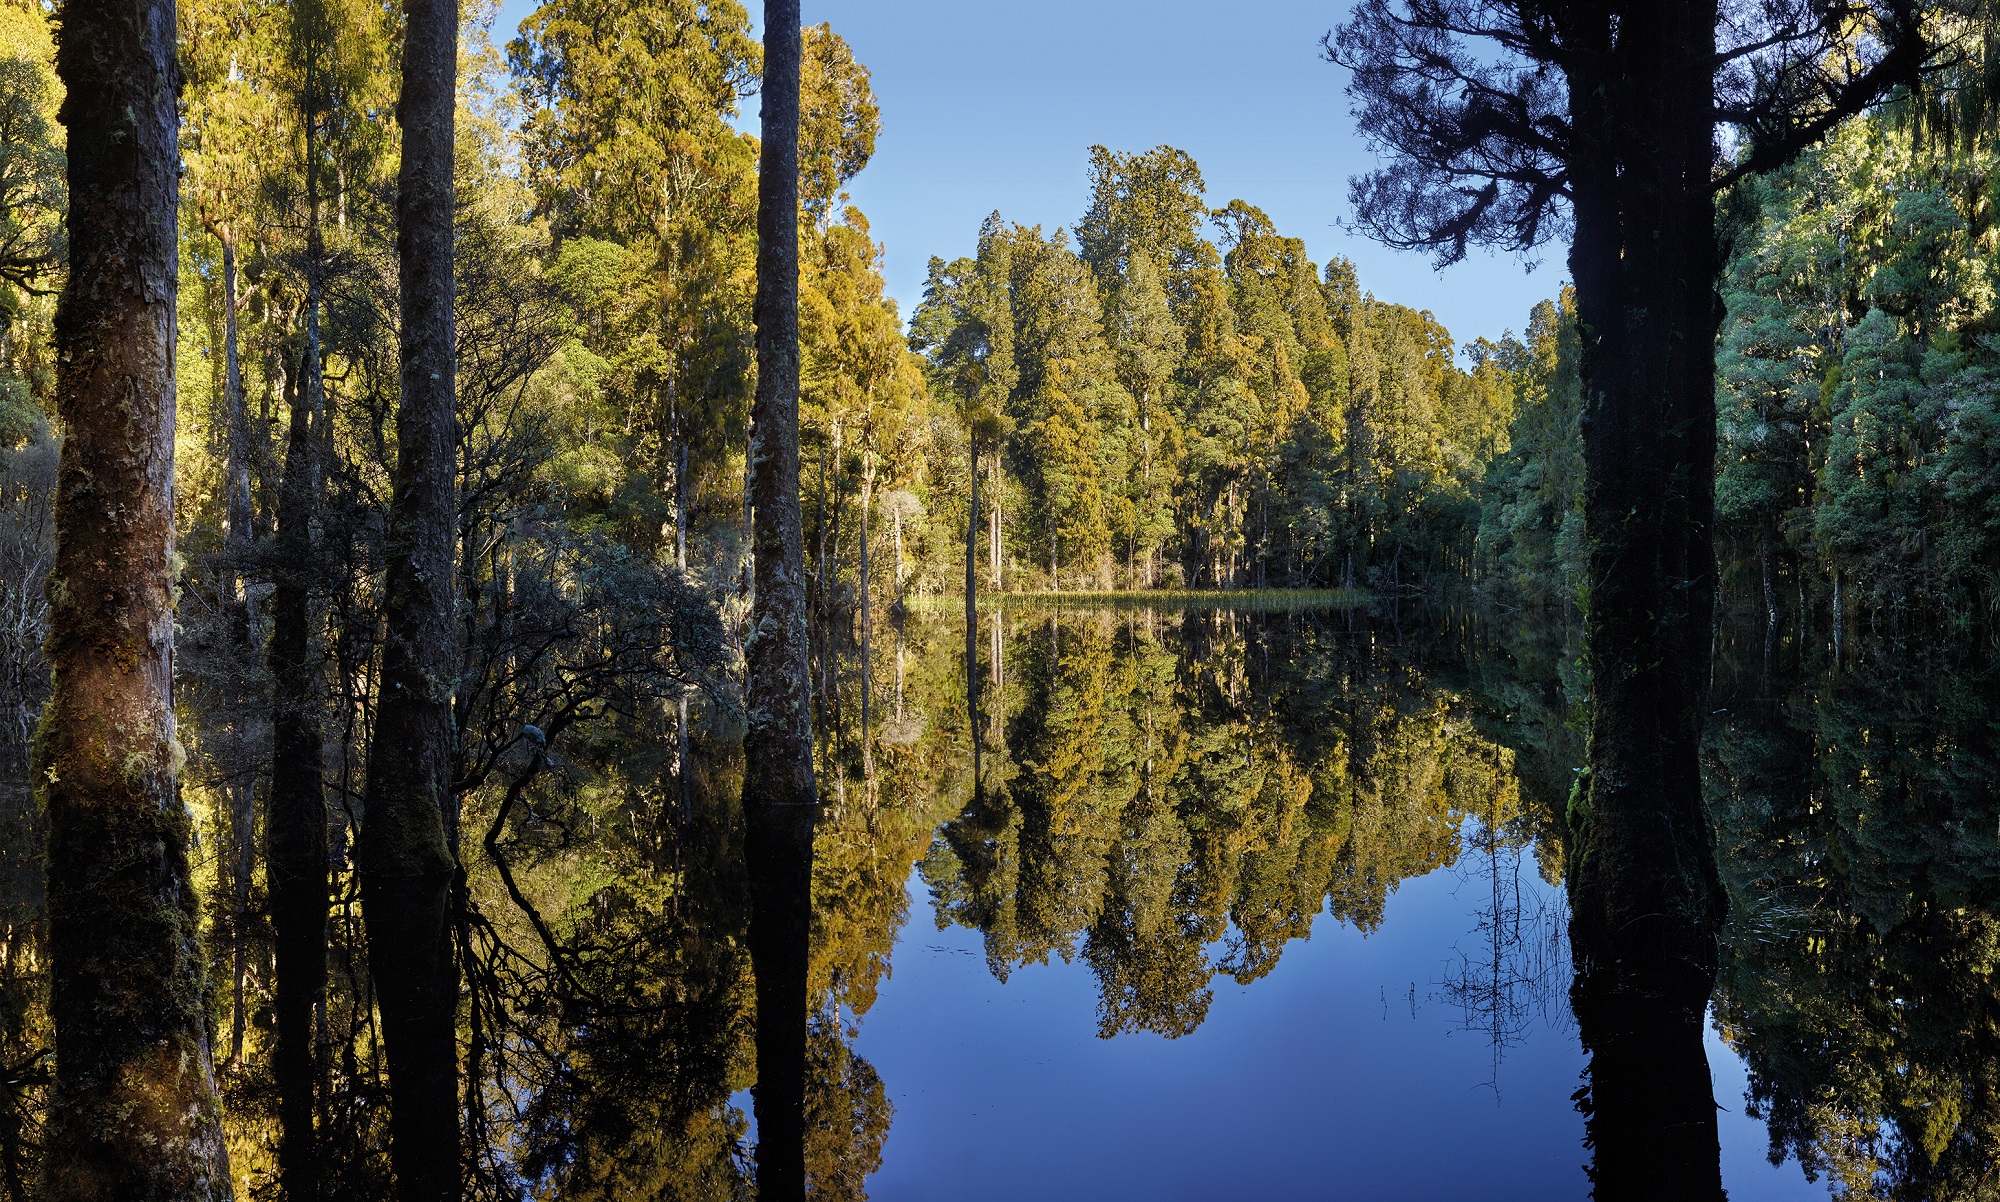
[510,0,759,563]
[742,1,816,1198]
[1332,0,1935,1193]
[38,1,233,1199]
[357,1,460,1200]
[265,305,326,1202]
[264,2,349,1193]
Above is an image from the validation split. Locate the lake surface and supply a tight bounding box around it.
[8,598,1978,1197]
[654,601,1990,1200]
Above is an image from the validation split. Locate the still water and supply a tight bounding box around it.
[0,599,1965,1196]
[669,601,1990,1200]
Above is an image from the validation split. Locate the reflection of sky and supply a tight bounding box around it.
[1712,1024,1825,1201]
[854,844,1823,1201]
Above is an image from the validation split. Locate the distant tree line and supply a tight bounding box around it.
[908,148,1517,596]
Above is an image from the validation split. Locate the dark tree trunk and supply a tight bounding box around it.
[39,2,233,1199]
[742,3,816,1198]
[358,4,462,1201]
[1567,0,1726,982]
[1762,533,1779,673]
[1564,7,1725,1196]
[965,437,980,747]
[269,34,336,1193]
[1571,965,1724,1200]
[268,342,327,1202]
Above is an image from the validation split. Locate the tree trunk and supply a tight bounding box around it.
[965,436,979,714]
[268,339,327,1202]
[270,27,336,1192]
[1831,566,1845,666]
[221,231,254,628]
[814,438,829,622]
[1564,6,1725,1196]
[40,3,233,1198]
[222,223,258,1074]
[1572,969,1724,1199]
[892,503,904,595]
[358,4,462,1201]
[860,454,873,736]
[743,5,816,1198]
[674,388,689,572]
[229,784,251,1067]
[1762,533,1778,673]
[989,453,1001,591]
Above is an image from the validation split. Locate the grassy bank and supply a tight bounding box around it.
[901,587,1372,613]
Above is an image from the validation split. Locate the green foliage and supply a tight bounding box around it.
[1713,114,2000,616]
[1475,291,1585,613]
[913,146,1516,594]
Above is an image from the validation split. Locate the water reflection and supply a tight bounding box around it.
[0,603,1994,1196]
[924,607,1524,1036]
[1708,628,2000,1198]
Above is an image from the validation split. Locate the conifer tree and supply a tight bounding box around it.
[1105,252,1181,583]
[38,1,233,1197]
[1332,1,1934,1193]
[358,1,461,1199]
[512,0,759,562]
[742,0,816,1196]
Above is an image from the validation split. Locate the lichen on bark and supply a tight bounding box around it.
[37,3,234,1195]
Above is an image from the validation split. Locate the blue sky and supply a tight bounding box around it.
[490,0,1564,351]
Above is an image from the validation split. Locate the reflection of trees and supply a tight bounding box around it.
[1438,812,1569,1098]
[1710,633,2000,1200]
[921,608,1529,1041]
[464,733,752,1202]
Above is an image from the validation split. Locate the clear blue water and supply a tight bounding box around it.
[851,839,1818,1200]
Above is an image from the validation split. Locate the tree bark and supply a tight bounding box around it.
[965,434,980,734]
[1564,13,1726,1194]
[221,223,257,1070]
[221,232,254,627]
[673,385,689,572]
[743,4,816,1198]
[989,453,1001,591]
[892,501,904,594]
[860,451,873,736]
[268,339,327,1202]
[269,28,336,1193]
[358,3,462,1201]
[40,2,233,1198]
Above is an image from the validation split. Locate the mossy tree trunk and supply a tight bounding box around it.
[358,2,462,1200]
[38,2,233,1199]
[743,2,816,1197]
